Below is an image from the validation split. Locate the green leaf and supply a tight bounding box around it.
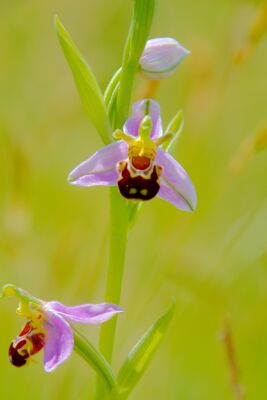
[106,81,119,127]
[114,302,175,399]
[104,67,121,107]
[54,16,112,145]
[104,68,121,125]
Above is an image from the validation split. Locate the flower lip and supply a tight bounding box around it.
[118,161,162,201]
[9,321,46,368]
[9,339,28,367]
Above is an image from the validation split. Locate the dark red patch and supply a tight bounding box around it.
[9,339,28,367]
[8,322,46,368]
[30,333,46,354]
[118,162,161,201]
[18,322,32,337]
[131,156,151,170]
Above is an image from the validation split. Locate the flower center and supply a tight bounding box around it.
[113,114,173,201]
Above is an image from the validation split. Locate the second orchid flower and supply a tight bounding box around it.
[1,285,122,372]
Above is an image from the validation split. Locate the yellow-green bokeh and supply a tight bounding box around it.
[1,0,267,399]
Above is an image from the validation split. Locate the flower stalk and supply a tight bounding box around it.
[95,1,155,398]
[115,0,155,129]
[95,190,129,400]
[98,189,129,364]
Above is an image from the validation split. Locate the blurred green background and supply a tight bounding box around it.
[1,0,267,398]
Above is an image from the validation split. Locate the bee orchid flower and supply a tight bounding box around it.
[69,99,196,211]
[1,285,122,372]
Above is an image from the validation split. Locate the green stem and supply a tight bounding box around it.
[95,2,155,398]
[95,189,129,399]
[100,190,129,361]
[115,0,155,128]
[73,329,117,393]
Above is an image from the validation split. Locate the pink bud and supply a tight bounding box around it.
[140,38,190,79]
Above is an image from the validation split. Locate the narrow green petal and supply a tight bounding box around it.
[163,110,184,154]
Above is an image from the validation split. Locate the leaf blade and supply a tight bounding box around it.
[55,15,112,144]
[115,302,175,399]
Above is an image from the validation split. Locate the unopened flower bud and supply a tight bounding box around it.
[140,38,190,79]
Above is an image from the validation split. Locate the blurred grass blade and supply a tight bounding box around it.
[127,202,142,229]
[55,16,112,144]
[114,303,175,399]
[73,329,117,393]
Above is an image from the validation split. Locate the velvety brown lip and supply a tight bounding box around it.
[118,162,161,201]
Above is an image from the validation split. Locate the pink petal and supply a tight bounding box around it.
[124,99,162,139]
[157,182,193,211]
[47,301,123,324]
[155,149,196,211]
[68,141,128,186]
[43,311,73,372]
[70,170,118,187]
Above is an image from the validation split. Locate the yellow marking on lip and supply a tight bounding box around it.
[129,188,138,194]
[140,189,148,196]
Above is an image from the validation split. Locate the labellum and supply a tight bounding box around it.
[117,159,162,201]
[9,321,46,367]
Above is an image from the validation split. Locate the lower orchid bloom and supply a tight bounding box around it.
[68,99,196,211]
[1,284,122,372]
